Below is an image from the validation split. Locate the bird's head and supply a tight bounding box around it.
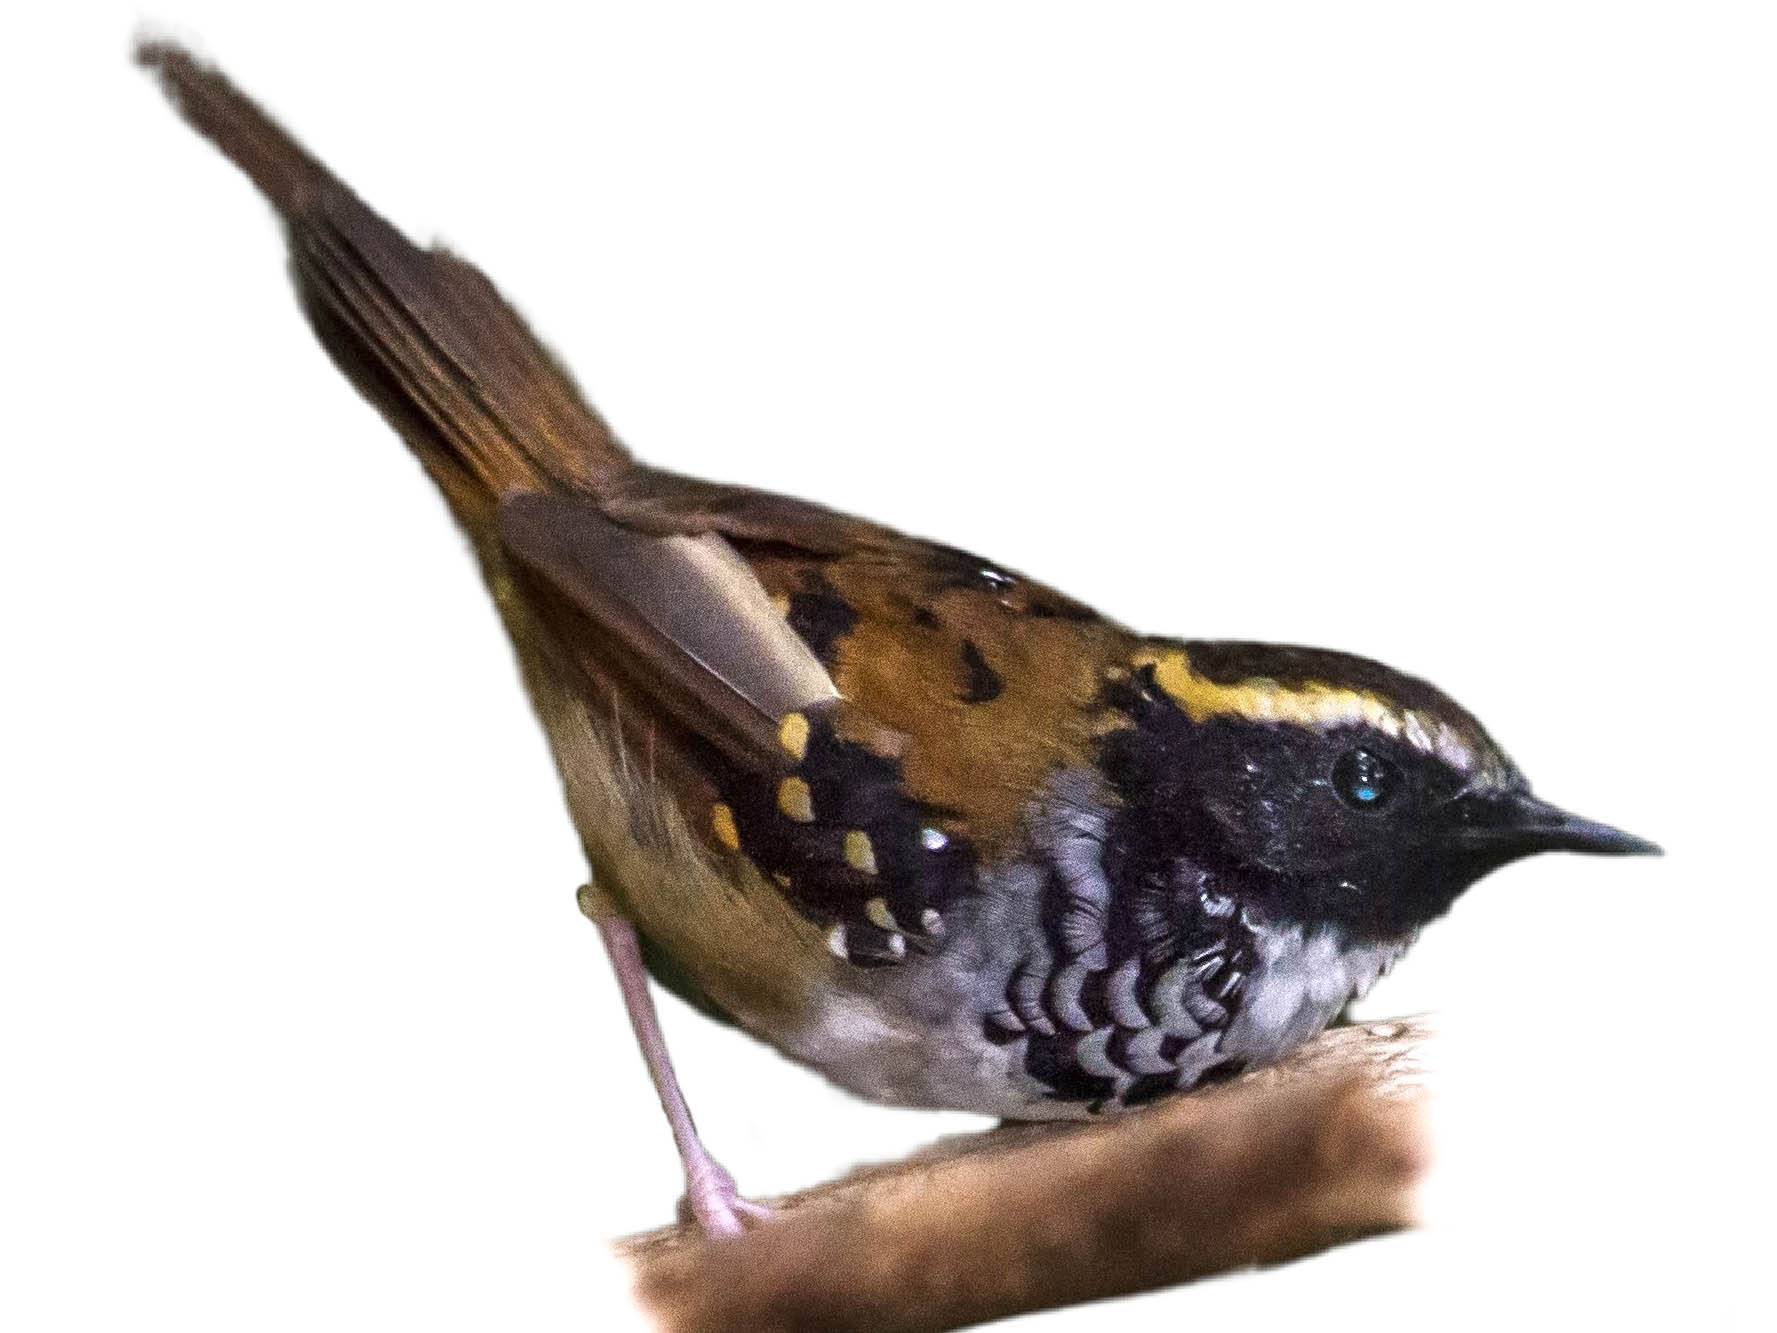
[1102,641,1659,941]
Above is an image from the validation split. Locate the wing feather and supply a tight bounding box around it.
[498,493,839,772]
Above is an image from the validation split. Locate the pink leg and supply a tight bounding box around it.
[592,912,771,1238]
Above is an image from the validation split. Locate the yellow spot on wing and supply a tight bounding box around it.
[778,776,815,823]
[710,803,741,851]
[845,831,879,876]
[865,896,898,930]
[778,711,810,760]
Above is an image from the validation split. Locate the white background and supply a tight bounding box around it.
[5,4,1773,1328]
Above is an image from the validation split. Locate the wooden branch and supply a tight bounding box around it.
[616,1018,1430,1331]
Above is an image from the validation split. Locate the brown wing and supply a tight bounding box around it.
[609,479,1143,852]
[496,491,960,964]
[595,466,909,556]
[499,485,1136,965]
[499,494,838,773]
[740,541,1138,852]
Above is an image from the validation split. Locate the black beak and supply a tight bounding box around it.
[1448,790,1663,859]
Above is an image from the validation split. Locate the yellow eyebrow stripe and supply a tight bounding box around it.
[1136,648,1399,731]
[1129,646,1483,778]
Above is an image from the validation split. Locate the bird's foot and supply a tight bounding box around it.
[679,1159,774,1239]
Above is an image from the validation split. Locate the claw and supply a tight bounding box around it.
[680,1161,774,1238]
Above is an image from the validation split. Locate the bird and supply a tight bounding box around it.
[139,42,1659,1238]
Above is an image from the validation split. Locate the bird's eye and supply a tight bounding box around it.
[1333,748,1400,812]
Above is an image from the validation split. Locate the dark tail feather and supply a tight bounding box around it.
[137,40,634,535]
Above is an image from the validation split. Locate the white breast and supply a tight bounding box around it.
[1223,923,1409,1065]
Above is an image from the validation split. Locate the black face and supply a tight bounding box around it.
[1098,656,1658,941]
[1164,719,1492,935]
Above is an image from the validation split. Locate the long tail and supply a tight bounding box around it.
[137,40,634,539]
